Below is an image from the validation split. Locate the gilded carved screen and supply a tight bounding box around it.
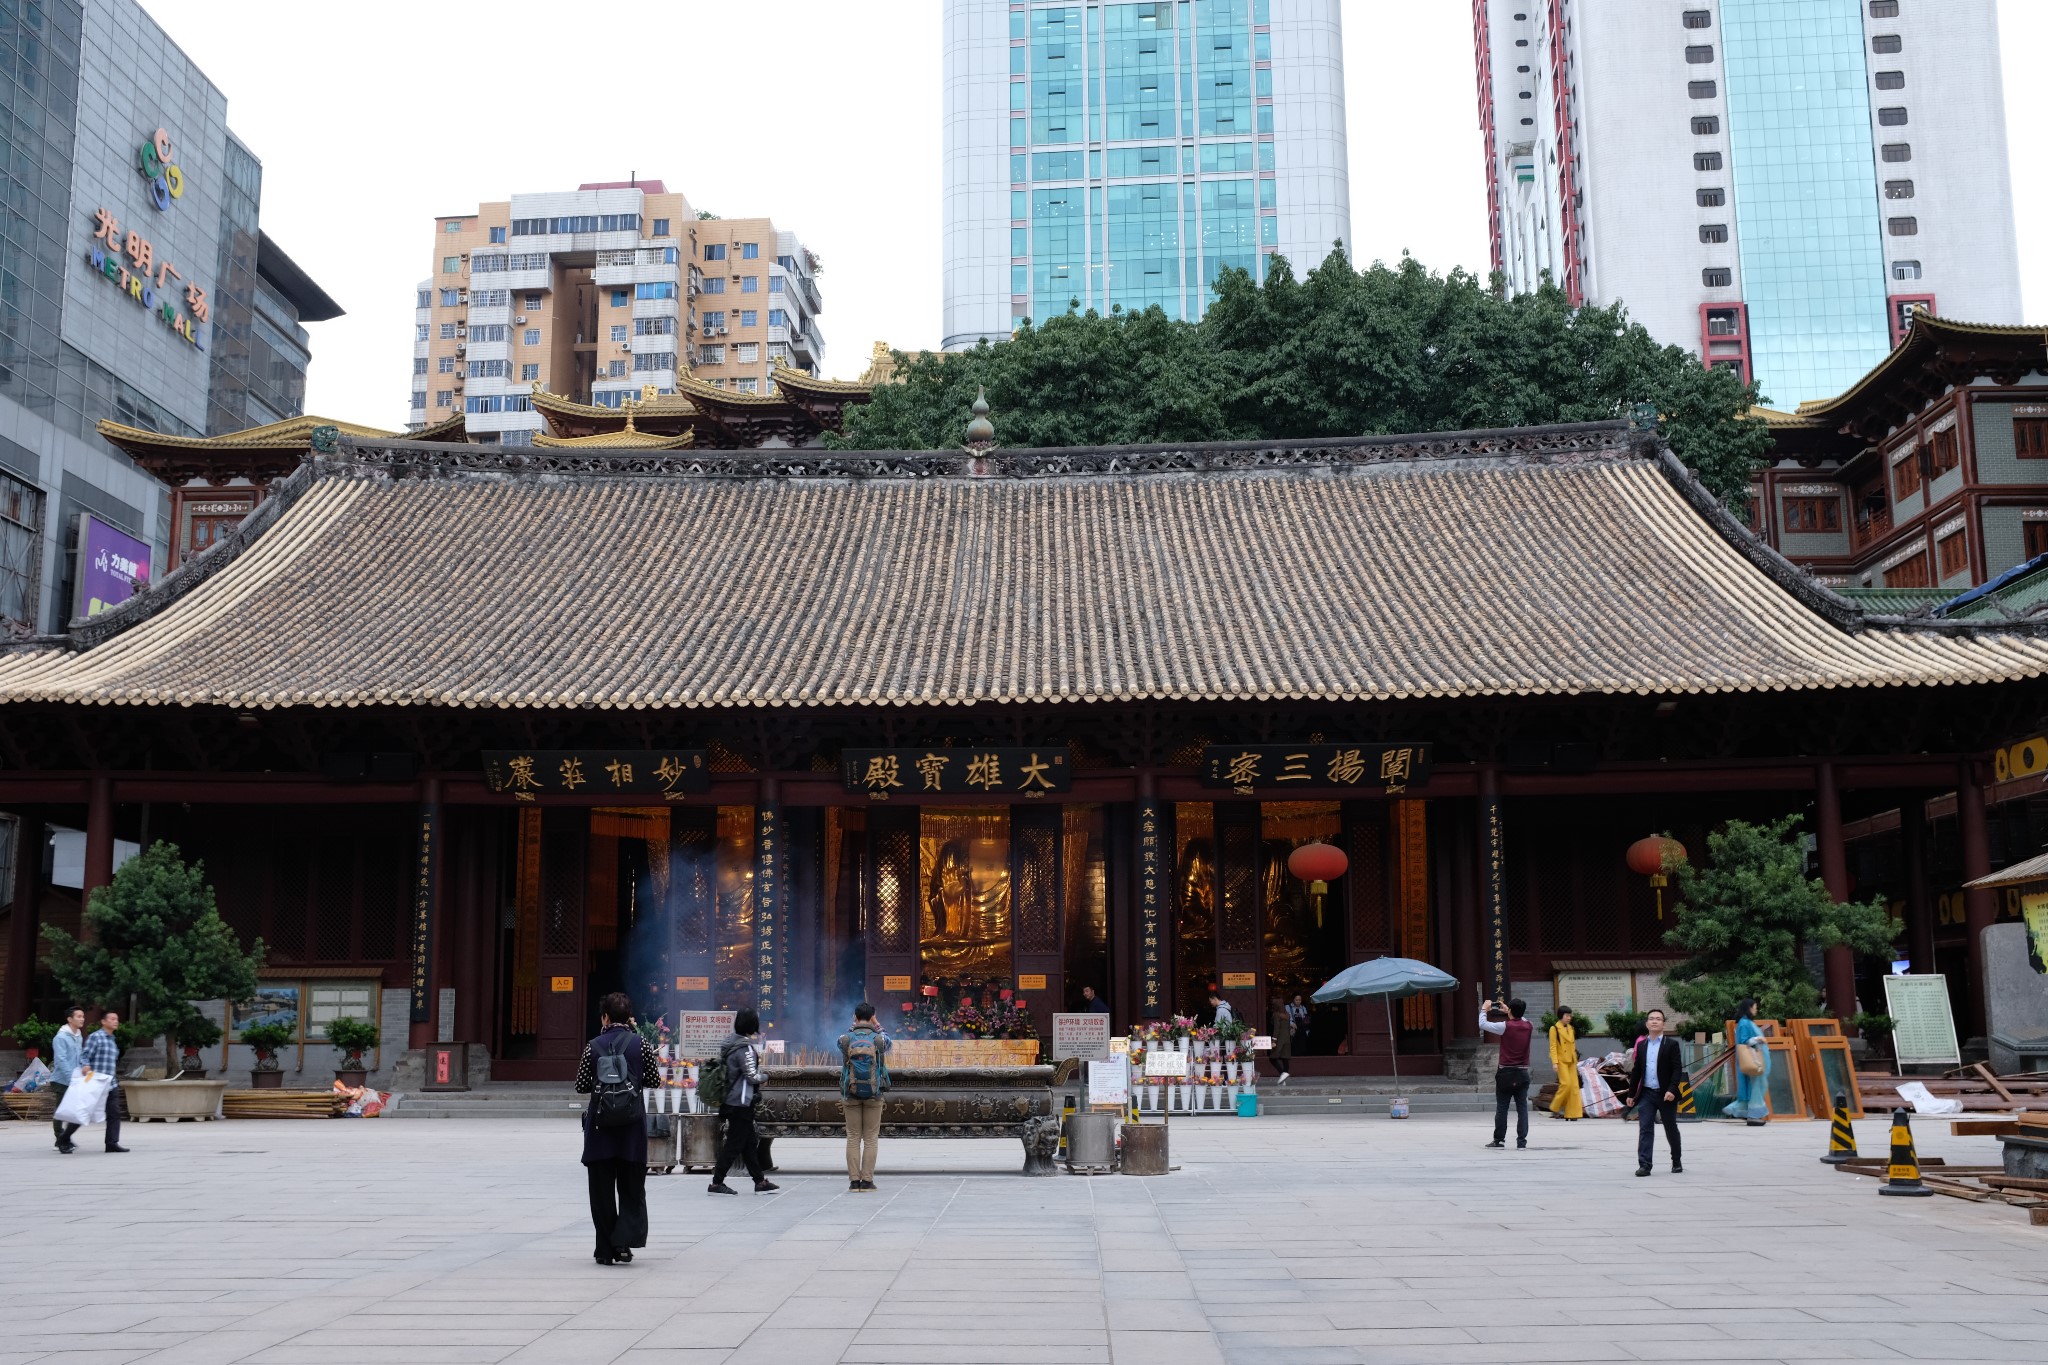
[1174,802,1216,1015]
[714,806,756,1007]
[919,806,1012,982]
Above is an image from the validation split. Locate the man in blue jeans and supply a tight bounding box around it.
[1479,997,1534,1149]
[1628,1008,1684,1177]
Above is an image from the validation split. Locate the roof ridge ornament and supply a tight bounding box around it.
[964,385,996,476]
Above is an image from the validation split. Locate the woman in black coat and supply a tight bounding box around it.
[574,992,661,1265]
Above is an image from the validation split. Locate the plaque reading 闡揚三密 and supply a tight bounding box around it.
[1199,743,1431,795]
[843,747,1072,799]
[482,750,710,801]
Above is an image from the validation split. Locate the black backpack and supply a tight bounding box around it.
[592,1034,641,1129]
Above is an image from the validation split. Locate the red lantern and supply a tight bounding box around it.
[1287,842,1349,927]
[1625,835,1687,918]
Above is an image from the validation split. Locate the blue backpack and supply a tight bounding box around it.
[842,1027,889,1100]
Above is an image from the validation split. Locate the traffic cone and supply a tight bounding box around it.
[1877,1107,1933,1197]
[1820,1093,1858,1165]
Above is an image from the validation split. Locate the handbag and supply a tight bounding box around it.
[1736,1041,1765,1077]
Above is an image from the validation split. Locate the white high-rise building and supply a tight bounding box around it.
[943,0,1350,351]
[1473,0,2020,409]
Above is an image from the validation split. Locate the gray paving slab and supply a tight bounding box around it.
[2,1112,2043,1364]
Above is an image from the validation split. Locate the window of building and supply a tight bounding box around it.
[1930,428,1959,477]
[1885,179,1915,200]
[442,256,461,274]
[1685,45,1714,63]
[1891,259,1922,280]
[466,359,508,379]
[635,316,675,336]
[736,378,758,394]
[1691,115,1720,135]
[632,350,676,372]
[523,294,542,310]
[412,357,427,375]
[1703,267,1733,287]
[444,221,462,234]
[1870,0,1900,16]
[437,355,455,374]
[1694,151,1723,171]
[416,290,430,310]
[1938,530,1968,579]
[1877,106,1908,126]
[699,345,725,364]
[416,324,430,341]
[521,363,539,381]
[635,281,677,300]
[1888,216,1918,236]
[2027,521,2048,558]
[520,328,538,346]
[740,310,758,327]
[610,288,628,307]
[704,243,727,261]
[1872,33,1902,54]
[1894,450,1922,499]
[601,324,621,343]
[703,278,726,294]
[736,343,759,363]
[409,391,427,410]
[1784,497,1842,533]
[1699,224,1729,244]
[769,309,788,327]
[769,277,785,294]
[435,390,453,408]
[2017,418,2048,459]
[469,324,507,343]
[652,218,670,236]
[1688,81,1717,99]
[488,226,506,244]
[1682,9,1711,28]
[439,289,460,307]
[740,277,759,293]
[741,242,760,259]
[607,360,627,378]
[704,311,726,330]
[1881,143,1912,162]
[1875,70,1905,90]
[439,323,458,340]
[1705,307,1741,337]
[1884,552,1931,588]
[1697,188,1725,207]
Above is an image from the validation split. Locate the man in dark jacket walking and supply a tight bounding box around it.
[574,992,660,1265]
[708,1008,779,1196]
[1629,1008,1685,1177]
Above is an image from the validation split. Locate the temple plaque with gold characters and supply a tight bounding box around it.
[1199,743,1432,795]
[482,750,711,801]
[843,747,1072,799]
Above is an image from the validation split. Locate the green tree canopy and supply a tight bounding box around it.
[42,841,264,1062]
[837,249,1770,503]
[1661,817,1897,1025]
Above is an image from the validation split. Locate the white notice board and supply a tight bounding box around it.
[1052,1013,1113,1061]
[1088,1055,1130,1108]
[1883,974,1961,1069]
[677,1011,736,1060]
[1143,1049,1189,1078]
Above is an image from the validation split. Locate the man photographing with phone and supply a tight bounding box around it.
[1477,996,1533,1150]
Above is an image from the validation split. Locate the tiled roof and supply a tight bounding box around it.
[5,422,2048,711]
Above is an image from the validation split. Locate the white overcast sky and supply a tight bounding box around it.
[145,0,2048,430]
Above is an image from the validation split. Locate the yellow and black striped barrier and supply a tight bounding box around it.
[1058,1093,1077,1159]
[1878,1107,1933,1197]
[1675,1074,1698,1120]
[1820,1093,1858,1165]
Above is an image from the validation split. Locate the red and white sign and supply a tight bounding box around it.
[677,1011,735,1059]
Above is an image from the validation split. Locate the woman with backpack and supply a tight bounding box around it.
[707,1007,779,1196]
[574,992,660,1266]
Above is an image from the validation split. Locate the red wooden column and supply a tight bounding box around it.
[1814,761,1856,1020]
[3,812,45,1026]
[82,776,114,908]
[1900,795,1936,976]
[1957,757,1996,1036]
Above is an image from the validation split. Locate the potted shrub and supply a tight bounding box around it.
[41,841,263,1118]
[2,1015,56,1121]
[1851,1012,1896,1061]
[241,1021,295,1088]
[174,1015,222,1079]
[5,1014,53,1061]
[323,1017,380,1088]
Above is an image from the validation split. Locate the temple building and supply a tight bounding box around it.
[4,414,2046,1082]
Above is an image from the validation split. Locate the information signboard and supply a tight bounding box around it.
[1883,973,1961,1069]
[1555,970,1636,1033]
[1052,1012,1113,1061]
[677,1010,736,1060]
[1143,1049,1189,1078]
[1088,1055,1131,1109]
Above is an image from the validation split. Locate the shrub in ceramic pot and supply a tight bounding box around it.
[174,1015,222,1078]
[322,1017,381,1087]
[240,1021,295,1088]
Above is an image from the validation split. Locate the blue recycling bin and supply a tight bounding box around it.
[1236,1091,1258,1117]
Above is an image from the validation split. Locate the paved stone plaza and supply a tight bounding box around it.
[0,1110,2042,1364]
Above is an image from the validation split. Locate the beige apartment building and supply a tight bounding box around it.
[407,180,823,442]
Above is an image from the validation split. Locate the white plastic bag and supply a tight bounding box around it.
[53,1070,112,1125]
[8,1058,52,1092]
[1895,1081,1963,1116]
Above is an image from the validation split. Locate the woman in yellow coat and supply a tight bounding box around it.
[1548,1006,1584,1120]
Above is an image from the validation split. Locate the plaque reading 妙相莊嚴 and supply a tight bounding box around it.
[481,751,711,801]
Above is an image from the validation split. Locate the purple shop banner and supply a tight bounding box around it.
[75,512,152,619]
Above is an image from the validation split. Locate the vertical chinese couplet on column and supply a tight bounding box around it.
[1483,795,1507,1002]
[755,804,780,1024]
[410,803,438,1023]
[1137,799,1164,1019]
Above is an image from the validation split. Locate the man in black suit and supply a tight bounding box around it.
[1628,1008,1684,1177]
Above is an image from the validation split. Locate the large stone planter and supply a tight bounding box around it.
[124,1078,227,1122]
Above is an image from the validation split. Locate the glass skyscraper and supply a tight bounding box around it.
[944,0,1349,351]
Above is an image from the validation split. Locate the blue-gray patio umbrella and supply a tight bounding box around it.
[1312,956,1461,1082]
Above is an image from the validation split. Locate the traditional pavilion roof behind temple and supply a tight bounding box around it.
[5,420,2048,713]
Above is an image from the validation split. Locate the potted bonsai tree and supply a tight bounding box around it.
[240,1021,295,1088]
[322,1017,380,1089]
[5,1013,53,1062]
[173,1015,223,1079]
[41,841,264,1119]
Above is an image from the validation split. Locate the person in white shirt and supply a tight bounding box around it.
[1627,1009,1685,1177]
